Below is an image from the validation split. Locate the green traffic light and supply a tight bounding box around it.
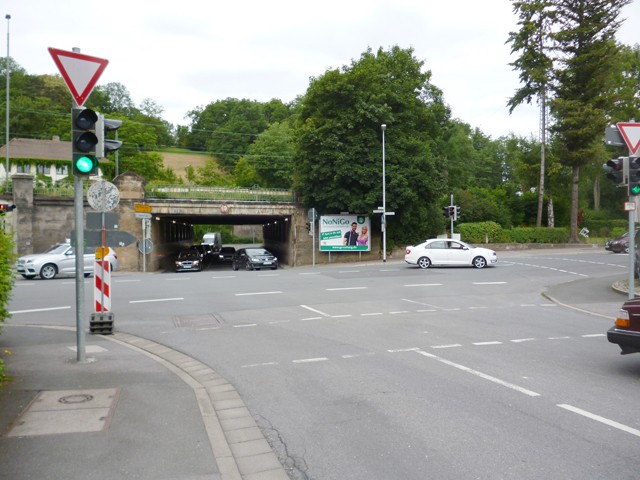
[75,155,95,174]
[631,184,640,196]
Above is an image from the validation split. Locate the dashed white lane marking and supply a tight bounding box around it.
[234,324,257,328]
[511,338,536,343]
[361,312,383,316]
[130,297,183,303]
[415,349,541,397]
[242,362,279,368]
[326,287,367,291]
[167,277,191,281]
[10,306,71,314]
[473,282,507,285]
[582,333,606,338]
[404,283,443,287]
[293,357,328,364]
[235,291,282,296]
[432,344,462,349]
[549,336,571,340]
[331,314,352,318]
[300,317,321,321]
[557,404,640,438]
[300,305,330,317]
[473,341,503,346]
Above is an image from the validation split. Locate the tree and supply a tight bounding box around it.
[295,46,450,244]
[550,0,630,242]
[246,121,295,188]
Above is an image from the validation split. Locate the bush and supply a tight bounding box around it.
[0,228,16,381]
[508,227,570,243]
[457,222,570,244]
[457,222,504,243]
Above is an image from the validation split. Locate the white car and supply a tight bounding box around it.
[16,243,118,280]
[405,239,497,269]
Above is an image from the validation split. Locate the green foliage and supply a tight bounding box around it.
[0,227,16,322]
[508,227,570,243]
[246,121,295,188]
[295,46,449,245]
[457,221,505,243]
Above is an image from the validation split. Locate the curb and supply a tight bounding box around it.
[106,332,290,480]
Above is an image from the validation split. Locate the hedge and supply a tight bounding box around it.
[457,222,570,244]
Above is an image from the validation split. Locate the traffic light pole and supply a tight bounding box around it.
[73,174,86,362]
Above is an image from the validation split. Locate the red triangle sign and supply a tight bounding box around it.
[617,122,640,156]
[48,47,108,106]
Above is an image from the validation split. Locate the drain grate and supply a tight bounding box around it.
[174,313,225,328]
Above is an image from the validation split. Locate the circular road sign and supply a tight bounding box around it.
[138,238,153,254]
[87,180,120,212]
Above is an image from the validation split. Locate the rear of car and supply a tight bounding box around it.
[607,299,640,354]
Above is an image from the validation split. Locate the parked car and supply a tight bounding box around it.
[217,246,236,263]
[232,248,278,271]
[16,243,118,280]
[605,231,635,254]
[607,298,640,354]
[175,249,203,272]
[404,239,497,269]
[193,244,215,263]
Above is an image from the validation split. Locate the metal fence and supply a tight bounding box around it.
[31,183,295,203]
[146,185,295,203]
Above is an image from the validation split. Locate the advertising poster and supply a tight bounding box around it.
[319,214,371,252]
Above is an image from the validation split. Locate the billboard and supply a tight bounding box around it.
[319,214,371,252]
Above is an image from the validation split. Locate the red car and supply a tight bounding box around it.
[607,298,640,354]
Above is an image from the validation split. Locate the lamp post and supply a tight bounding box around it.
[4,14,9,193]
[381,124,387,262]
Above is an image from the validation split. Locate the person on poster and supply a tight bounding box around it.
[357,225,369,246]
[343,222,359,246]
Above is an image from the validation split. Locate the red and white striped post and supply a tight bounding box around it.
[94,259,111,312]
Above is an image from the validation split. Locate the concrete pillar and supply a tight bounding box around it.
[11,173,35,254]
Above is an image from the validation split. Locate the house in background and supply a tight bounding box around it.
[0,137,72,183]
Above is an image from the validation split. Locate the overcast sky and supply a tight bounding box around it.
[5,0,640,139]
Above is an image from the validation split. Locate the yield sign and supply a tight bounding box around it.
[617,122,640,156]
[48,47,108,106]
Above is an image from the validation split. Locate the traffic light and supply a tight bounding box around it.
[448,206,456,218]
[629,157,640,196]
[0,203,16,216]
[71,107,99,176]
[603,156,628,186]
[442,206,450,218]
[96,114,123,158]
[454,206,461,221]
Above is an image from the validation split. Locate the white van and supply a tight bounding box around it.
[202,232,222,251]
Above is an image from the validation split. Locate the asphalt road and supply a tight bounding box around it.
[8,248,640,480]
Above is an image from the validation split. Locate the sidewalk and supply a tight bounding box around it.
[0,325,290,480]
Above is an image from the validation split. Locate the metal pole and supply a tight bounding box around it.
[74,175,86,362]
[450,194,454,236]
[381,124,387,262]
[4,14,10,193]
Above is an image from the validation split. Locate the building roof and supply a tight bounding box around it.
[0,137,70,162]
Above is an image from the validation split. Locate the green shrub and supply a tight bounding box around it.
[457,222,504,243]
[508,227,569,243]
[0,228,16,382]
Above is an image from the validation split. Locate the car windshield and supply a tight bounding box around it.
[246,249,269,256]
[179,251,199,259]
[45,244,70,255]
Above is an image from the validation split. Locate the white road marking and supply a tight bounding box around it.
[549,336,571,340]
[387,347,420,353]
[557,404,640,438]
[293,357,328,364]
[10,306,71,314]
[341,352,375,359]
[331,314,352,318]
[210,275,236,279]
[242,362,279,368]
[432,344,462,349]
[300,317,321,321]
[300,305,330,317]
[390,311,409,314]
[114,279,141,283]
[234,324,257,328]
[473,341,503,346]
[511,338,536,343]
[130,297,184,303]
[361,312,383,316]
[473,282,507,285]
[235,291,282,296]
[404,283,443,287]
[582,333,606,338]
[167,277,191,281]
[326,287,367,291]
[416,350,541,397]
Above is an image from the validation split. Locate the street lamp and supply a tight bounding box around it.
[381,124,387,262]
[4,14,10,193]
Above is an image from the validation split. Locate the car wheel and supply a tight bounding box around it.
[40,263,58,280]
[625,244,629,254]
[472,256,487,269]
[417,257,431,269]
[232,263,238,271]
[21,274,36,280]
[245,262,253,271]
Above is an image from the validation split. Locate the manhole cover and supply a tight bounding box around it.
[59,394,94,404]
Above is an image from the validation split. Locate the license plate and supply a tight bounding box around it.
[263,261,272,265]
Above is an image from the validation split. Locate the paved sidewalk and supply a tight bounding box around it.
[0,325,290,480]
